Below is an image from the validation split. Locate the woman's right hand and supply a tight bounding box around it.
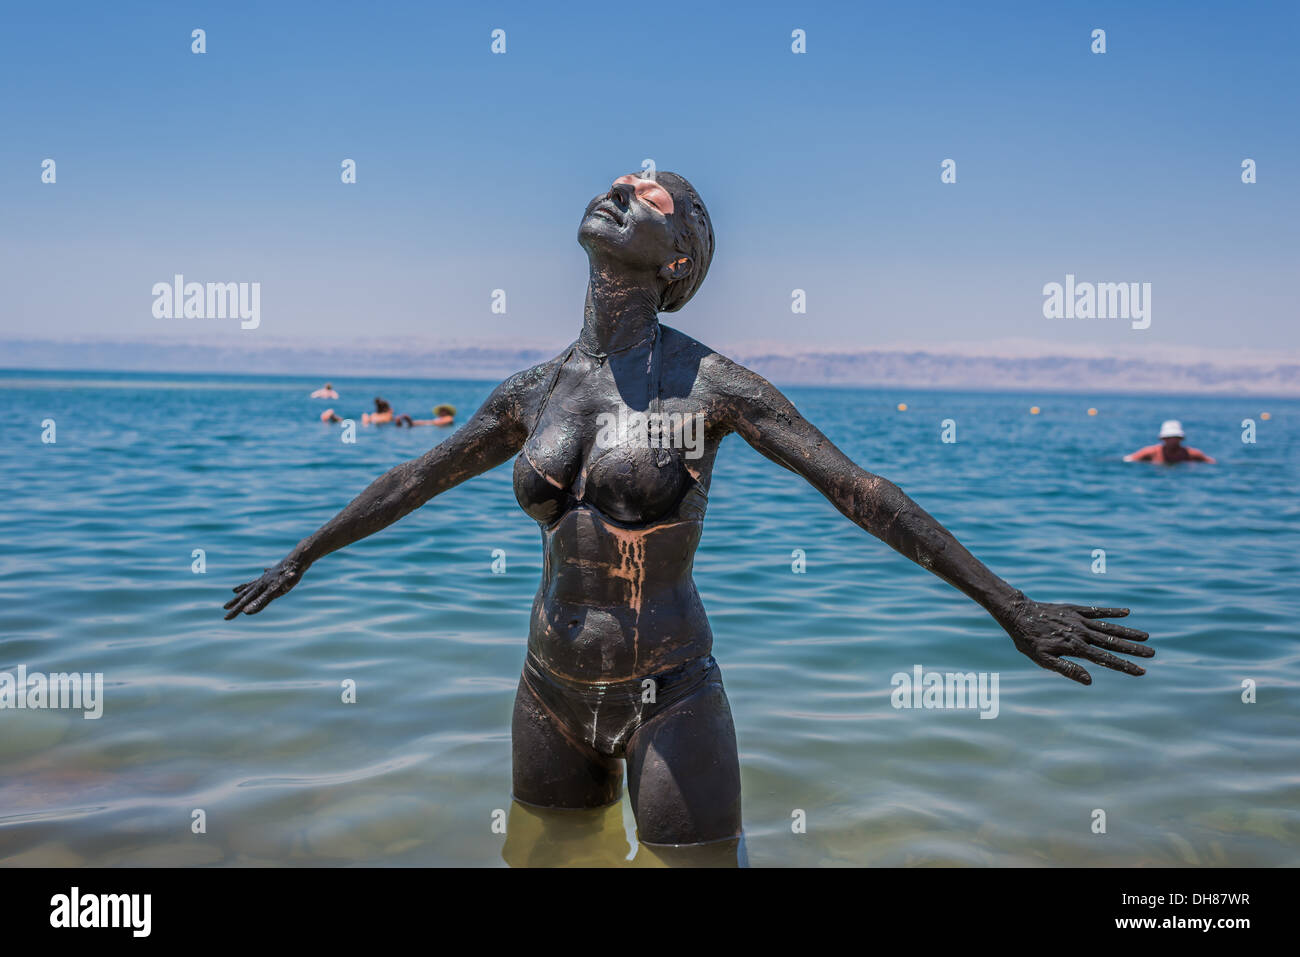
[223,556,307,619]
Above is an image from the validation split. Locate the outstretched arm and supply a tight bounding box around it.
[224,365,546,619]
[714,360,1153,684]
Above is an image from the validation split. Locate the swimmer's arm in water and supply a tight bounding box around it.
[714,359,1153,685]
[1123,445,1160,462]
[224,364,548,619]
[1185,447,1216,463]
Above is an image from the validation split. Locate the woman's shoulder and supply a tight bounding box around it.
[660,325,786,425]
[661,324,736,377]
[662,326,770,387]
[479,345,577,428]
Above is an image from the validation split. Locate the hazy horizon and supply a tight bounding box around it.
[5,334,1297,397]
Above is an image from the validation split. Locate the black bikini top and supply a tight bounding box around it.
[513,326,701,527]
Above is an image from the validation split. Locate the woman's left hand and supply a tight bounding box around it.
[997,598,1153,684]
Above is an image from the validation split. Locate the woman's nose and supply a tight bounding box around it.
[609,182,634,207]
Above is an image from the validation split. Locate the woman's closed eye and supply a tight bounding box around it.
[638,184,672,213]
[614,175,674,214]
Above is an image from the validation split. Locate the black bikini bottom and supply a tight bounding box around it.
[521,650,720,758]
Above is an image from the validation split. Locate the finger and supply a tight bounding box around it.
[1076,644,1146,676]
[223,586,262,619]
[1071,605,1129,620]
[223,582,260,609]
[1084,631,1155,658]
[223,597,253,619]
[1086,620,1150,643]
[1039,655,1092,685]
[241,589,278,616]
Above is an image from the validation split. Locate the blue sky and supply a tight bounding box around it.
[2,0,1296,358]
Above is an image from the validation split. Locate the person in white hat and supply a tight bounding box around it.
[1124,420,1216,463]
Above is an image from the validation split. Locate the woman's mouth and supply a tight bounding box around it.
[590,202,623,225]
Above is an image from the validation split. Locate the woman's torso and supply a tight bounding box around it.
[512,327,721,682]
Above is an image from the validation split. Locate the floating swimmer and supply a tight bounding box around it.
[1124,420,1216,464]
[395,404,457,428]
[310,382,339,399]
[226,170,1153,855]
[361,397,394,425]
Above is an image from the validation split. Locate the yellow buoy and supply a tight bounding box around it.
[1030,406,1041,415]
[1087,408,1098,416]
[897,403,908,412]
[1261,412,1271,421]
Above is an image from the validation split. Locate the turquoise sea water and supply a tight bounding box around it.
[0,369,1296,867]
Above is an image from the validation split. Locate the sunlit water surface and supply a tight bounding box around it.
[0,370,1296,866]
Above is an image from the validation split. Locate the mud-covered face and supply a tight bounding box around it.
[578,174,685,275]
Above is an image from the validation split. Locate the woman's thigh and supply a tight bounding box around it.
[510,673,623,809]
[625,676,742,846]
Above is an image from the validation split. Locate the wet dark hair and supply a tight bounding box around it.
[654,172,714,313]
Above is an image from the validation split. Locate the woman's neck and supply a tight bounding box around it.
[578,263,661,357]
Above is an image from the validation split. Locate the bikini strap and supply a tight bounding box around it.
[530,343,577,436]
[648,324,670,468]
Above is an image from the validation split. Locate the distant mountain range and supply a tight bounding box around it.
[729,348,1300,396]
[3,338,1298,396]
